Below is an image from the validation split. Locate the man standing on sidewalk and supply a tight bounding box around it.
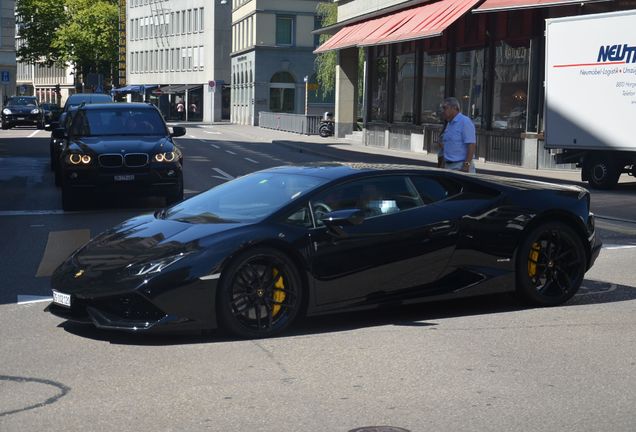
[439,97,476,173]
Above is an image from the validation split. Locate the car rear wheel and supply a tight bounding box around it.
[516,222,586,306]
[217,247,303,339]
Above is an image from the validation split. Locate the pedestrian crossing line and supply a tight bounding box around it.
[35,229,91,278]
[17,295,52,305]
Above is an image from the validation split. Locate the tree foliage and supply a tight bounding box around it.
[16,0,118,76]
[314,2,337,98]
[314,2,365,101]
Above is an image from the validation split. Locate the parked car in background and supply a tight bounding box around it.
[41,103,62,124]
[53,103,185,210]
[1,96,45,129]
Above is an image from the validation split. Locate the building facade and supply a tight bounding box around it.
[0,0,16,104]
[125,0,231,122]
[230,0,324,125]
[317,0,636,169]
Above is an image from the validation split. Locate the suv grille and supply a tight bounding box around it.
[124,153,148,167]
[99,154,123,167]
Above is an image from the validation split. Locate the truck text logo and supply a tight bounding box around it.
[597,44,636,63]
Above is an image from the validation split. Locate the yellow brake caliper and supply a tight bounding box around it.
[528,242,541,279]
[271,268,286,316]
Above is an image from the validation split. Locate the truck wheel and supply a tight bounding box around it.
[584,155,620,189]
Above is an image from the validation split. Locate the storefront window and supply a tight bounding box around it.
[188,86,203,121]
[420,53,446,124]
[493,41,529,131]
[454,48,485,127]
[393,43,416,123]
[370,46,388,122]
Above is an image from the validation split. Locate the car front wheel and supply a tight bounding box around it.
[217,247,303,339]
[516,222,586,306]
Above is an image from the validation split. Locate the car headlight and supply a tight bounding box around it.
[127,252,189,276]
[2,108,11,115]
[31,108,40,114]
[66,153,92,165]
[154,151,177,162]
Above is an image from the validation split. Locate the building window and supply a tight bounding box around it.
[200,8,204,31]
[492,41,529,131]
[393,43,416,124]
[370,46,388,122]
[276,16,294,46]
[454,48,485,127]
[269,72,295,113]
[421,52,446,124]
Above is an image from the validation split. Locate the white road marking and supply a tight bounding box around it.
[602,245,636,250]
[30,224,45,228]
[211,167,234,181]
[18,295,52,305]
[28,130,40,138]
[0,210,65,216]
[204,131,222,135]
[225,150,236,155]
[244,158,259,164]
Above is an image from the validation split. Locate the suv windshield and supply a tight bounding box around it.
[70,108,167,137]
[7,97,37,107]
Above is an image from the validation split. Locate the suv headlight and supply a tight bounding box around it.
[30,108,40,114]
[154,151,177,162]
[66,153,92,165]
[2,108,11,115]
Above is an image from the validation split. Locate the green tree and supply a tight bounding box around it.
[16,0,119,83]
[15,0,66,65]
[314,2,365,113]
[314,2,337,99]
[53,0,119,77]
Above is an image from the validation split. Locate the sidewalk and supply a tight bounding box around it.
[186,122,634,187]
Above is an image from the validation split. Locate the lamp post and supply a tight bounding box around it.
[303,75,308,116]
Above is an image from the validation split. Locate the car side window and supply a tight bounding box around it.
[311,176,424,224]
[409,175,462,204]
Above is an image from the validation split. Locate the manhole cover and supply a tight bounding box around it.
[348,427,411,432]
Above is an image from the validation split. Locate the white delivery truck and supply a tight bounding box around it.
[544,9,636,189]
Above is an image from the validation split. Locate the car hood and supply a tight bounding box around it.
[69,136,174,154]
[70,214,243,272]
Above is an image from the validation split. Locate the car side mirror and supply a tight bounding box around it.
[52,128,66,139]
[322,209,364,237]
[171,126,186,137]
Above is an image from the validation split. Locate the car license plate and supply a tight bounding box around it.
[114,174,135,181]
[52,290,71,308]
[17,117,25,120]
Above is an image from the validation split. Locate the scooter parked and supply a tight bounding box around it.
[319,112,334,138]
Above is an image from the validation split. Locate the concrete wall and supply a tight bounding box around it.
[338,0,411,22]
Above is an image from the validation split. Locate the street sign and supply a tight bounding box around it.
[1,71,9,83]
[208,80,215,88]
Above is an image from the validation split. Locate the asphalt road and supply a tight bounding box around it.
[0,125,635,432]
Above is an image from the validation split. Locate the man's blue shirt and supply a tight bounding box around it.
[442,112,476,162]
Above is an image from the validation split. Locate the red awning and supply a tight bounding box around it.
[473,0,612,13]
[315,0,481,53]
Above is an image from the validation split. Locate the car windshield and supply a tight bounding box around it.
[164,172,328,223]
[69,108,167,137]
[7,97,37,107]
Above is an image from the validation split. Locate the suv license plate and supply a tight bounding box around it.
[114,174,135,181]
[52,290,71,307]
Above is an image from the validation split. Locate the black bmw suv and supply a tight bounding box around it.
[53,103,186,211]
[1,96,45,129]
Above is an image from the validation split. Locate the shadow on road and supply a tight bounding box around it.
[57,278,636,346]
